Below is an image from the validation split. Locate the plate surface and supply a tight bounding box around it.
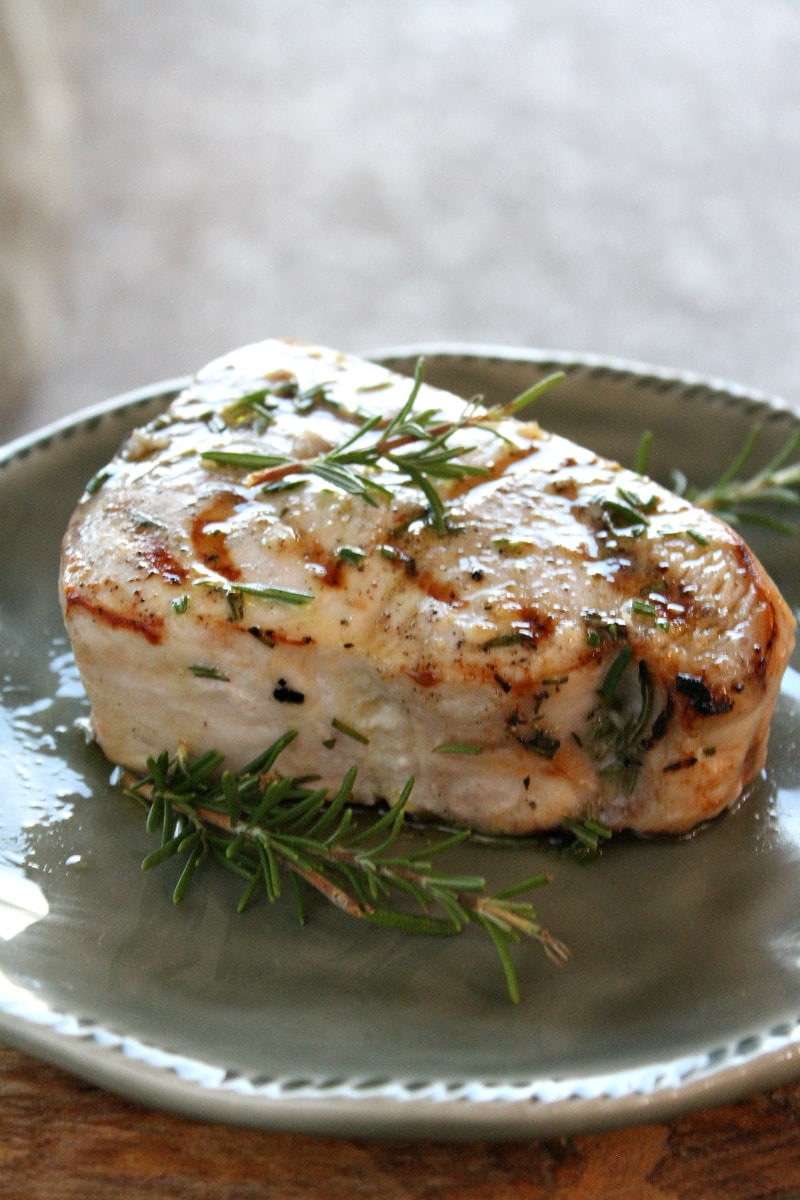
[1,346,799,1139]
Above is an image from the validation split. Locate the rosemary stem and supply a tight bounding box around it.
[193,801,370,916]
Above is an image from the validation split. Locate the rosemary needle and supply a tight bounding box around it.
[123,733,568,1003]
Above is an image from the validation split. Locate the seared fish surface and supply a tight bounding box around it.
[60,340,795,835]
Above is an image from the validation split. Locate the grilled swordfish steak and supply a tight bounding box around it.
[60,340,795,836]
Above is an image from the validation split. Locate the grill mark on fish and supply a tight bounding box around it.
[63,588,165,645]
[135,533,188,585]
[191,492,244,581]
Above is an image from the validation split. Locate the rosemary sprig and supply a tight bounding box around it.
[637,423,800,534]
[201,361,565,535]
[587,645,654,793]
[123,732,568,1003]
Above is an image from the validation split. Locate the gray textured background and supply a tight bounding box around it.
[6,0,800,437]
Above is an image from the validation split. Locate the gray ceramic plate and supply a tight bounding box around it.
[1,345,799,1140]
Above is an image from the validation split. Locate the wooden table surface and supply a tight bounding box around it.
[2,1046,800,1199]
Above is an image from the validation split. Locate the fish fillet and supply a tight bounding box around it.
[60,340,796,835]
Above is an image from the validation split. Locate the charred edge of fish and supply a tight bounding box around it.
[514,728,561,759]
[675,673,734,716]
